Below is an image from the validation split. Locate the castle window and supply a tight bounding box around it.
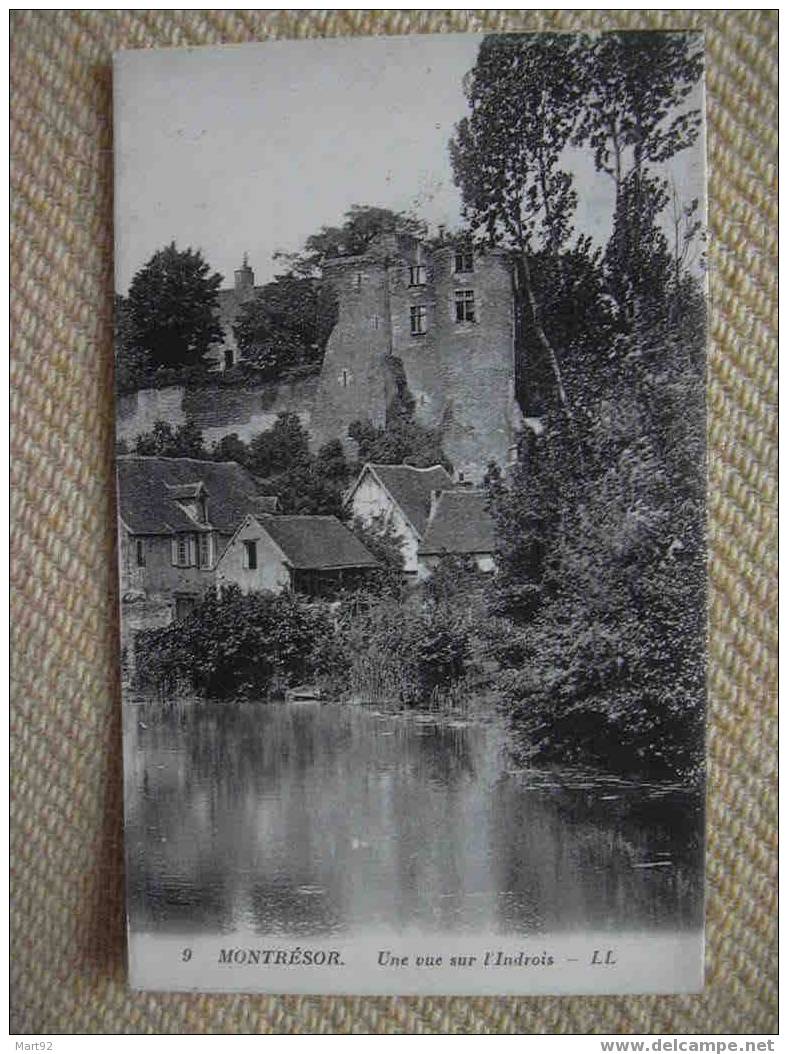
[341,369,349,388]
[135,539,145,567]
[355,272,363,289]
[455,250,474,274]
[408,264,426,287]
[177,537,189,566]
[455,289,476,323]
[410,305,427,336]
[243,540,258,571]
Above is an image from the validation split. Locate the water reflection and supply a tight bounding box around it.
[124,699,703,937]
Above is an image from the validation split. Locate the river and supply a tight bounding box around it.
[123,698,703,941]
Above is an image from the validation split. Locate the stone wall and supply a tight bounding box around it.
[309,250,391,451]
[307,234,522,482]
[391,244,521,481]
[116,376,319,449]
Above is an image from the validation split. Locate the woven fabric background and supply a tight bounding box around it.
[10,9,777,1036]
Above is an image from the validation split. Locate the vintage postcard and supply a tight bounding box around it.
[113,32,707,995]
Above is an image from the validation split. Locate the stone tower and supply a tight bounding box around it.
[311,233,521,482]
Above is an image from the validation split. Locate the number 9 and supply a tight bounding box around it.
[181,948,192,962]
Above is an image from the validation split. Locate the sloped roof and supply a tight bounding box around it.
[359,463,454,536]
[258,515,379,571]
[117,456,275,535]
[419,489,496,556]
[165,482,205,501]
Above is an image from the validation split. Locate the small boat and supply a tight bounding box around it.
[285,685,322,703]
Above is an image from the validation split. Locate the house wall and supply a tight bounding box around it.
[215,520,291,594]
[348,471,421,574]
[417,551,496,580]
[118,526,217,681]
[118,528,218,600]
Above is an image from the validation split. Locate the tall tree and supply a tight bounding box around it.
[233,274,337,377]
[575,31,703,214]
[275,205,427,277]
[450,34,585,415]
[124,243,224,370]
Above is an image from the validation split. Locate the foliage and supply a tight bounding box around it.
[450,34,582,255]
[275,205,428,277]
[574,31,704,202]
[233,274,337,378]
[348,517,407,599]
[121,243,224,374]
[423,553,488,607]
[136,586,337,699]
[210,414,352,518]
[133,419,209,459]
[451,32,704,417]
[452,31,706,778]
[348,416,451,473]
[487,280,706,778]
[333,598,473,707]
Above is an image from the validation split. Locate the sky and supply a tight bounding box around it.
[114,33,705,294]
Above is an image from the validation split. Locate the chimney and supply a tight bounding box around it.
[428,488,443,521]
[234,253,254,301]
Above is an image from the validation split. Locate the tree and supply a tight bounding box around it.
[487,275,706,778]
[230,414,353,518]
[246,412,312,479]
[124,243,224,370]
[347,356,452,471]
[233,274,337,378]
[275,205,427,277]
[211,432,252,467]
[349,517,406,599]
[575,32,703,215]
[348,416,451,472]
[133,419,208,459]
[450,34,585,415]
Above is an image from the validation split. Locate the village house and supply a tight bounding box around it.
[116,454,277,669]
[344,462,455,576]
[417,488,497,580]
[215,513,379,598]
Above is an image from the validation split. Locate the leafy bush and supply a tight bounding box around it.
[334,598,473,707]
[135,586,337,699]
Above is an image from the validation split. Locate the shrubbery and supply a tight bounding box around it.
[135,586,337,699]
[333,598,474,707]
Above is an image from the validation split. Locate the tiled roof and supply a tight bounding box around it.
[117,456,274,535]
[364,463,454,536]
[419,489,496,556]
[165,482,205,501]
[258,515,379,571]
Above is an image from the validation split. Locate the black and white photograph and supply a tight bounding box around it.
[113,31,707,996]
